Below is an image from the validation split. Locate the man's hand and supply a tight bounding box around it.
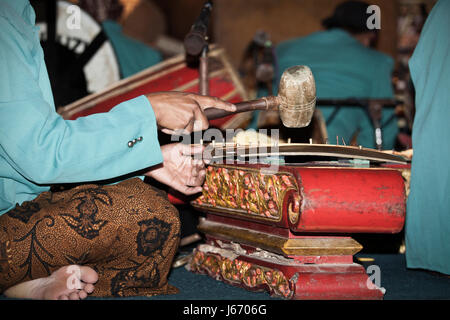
[147,92,236,135]
[145,143,206,195]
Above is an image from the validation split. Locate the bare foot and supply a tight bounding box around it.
[3,265,98,300]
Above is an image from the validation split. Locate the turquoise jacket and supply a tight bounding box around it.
[274,29,397,149]
[406,0,450,275]
[0,0,163,215]
[102,20,162,79]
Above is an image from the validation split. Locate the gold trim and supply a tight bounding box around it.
[198,219,363,256]
[288,202,299,225]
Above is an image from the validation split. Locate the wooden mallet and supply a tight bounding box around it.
[204,65,316,128]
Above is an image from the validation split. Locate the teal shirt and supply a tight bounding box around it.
[406,0,450,274]
[102,20,162,79]
[274,29,397,149]
[0,0,163,215]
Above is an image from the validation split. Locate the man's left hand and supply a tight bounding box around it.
[145,143,206,195]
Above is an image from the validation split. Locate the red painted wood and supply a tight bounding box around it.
[200,164,406,234]
[290,167,406,233]
[70,67,244,128]
[196,237,384,300]
[191,163,405,300]
[293,271,384,300]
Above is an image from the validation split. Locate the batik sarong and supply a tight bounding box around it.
[0,178,180,297]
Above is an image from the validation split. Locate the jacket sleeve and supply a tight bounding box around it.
[0,18,163,185]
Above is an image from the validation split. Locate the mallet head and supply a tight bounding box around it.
[278,65,316,128]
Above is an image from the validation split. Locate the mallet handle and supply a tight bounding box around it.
[204,96,280,120]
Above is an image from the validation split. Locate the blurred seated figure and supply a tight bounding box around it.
[274,1,398,149]
[102,19,162,78]
[79,0,162,79]
[32,0,163,107]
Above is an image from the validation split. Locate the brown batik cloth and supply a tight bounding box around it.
[0,177,180,297]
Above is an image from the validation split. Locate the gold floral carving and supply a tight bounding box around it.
[288,192,301,225]
[189,249,294,299]
[193,165,300,222]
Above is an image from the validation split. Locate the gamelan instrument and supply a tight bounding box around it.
[187,142,409,300]
[56,48,409,299]
[57,45,250,129]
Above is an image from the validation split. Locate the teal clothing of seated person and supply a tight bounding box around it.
[405,0,450,275]
[274,1,398,149]
[102,20,162,79]
[0,0,237,301]
[0,0,162,216]
[0,0,234,216]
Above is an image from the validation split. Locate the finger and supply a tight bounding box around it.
[192,105,209,131]
[79,290,88,299]
[197,168,206,182]
[196,96,237,112]
[190,163,205,179]
[193,157,205,169]
[161,128,175,135]
[187,167,206,186]
[191,166,199,178]
[197,169,206,182]
[171,182,202,195]
[69,292,81,300]
[182,186,204,195]
[84,283,95,294]
[178,143,205,157]
[202,145,214,164]
[183,117,195,134]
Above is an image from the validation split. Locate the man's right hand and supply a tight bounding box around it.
[147,92,236,135]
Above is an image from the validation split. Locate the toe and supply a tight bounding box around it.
[78,290,88,299]
[69,291,80,300]
[84,283,95,294]
[80,266,98,284]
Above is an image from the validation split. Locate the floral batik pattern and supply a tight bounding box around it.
[0,178,180,297]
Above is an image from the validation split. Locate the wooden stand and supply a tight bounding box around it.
[189,217,383,300]
[189,161,406,300]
